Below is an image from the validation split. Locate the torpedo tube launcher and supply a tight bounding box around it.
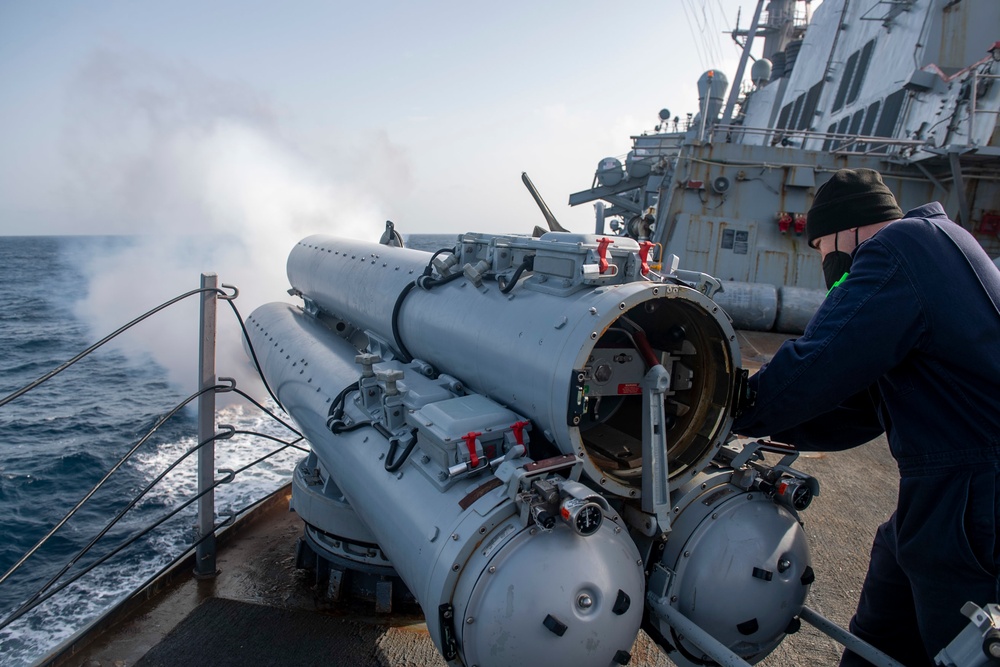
[245,231,816,667]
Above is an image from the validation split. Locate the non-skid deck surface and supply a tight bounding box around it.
[135,597,389,667]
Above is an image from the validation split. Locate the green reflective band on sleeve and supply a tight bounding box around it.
[826,271,850,296]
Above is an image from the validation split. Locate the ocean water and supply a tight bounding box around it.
[0,233,457,665]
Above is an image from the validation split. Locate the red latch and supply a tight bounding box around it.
[777,212,792,234]
[511,420,530,456]
[793,213,807,235]
[462,431,482,468]
[596,237,613,274]
[638,241,655,276]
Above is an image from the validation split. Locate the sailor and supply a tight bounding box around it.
[733,168,1000,666]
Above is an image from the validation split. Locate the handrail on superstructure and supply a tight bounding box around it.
[970,72,1000,143]
[625,126,930,161]
[710,124,929,153]
[0,276,303,634]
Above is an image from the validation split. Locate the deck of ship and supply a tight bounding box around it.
[53,331,899,667]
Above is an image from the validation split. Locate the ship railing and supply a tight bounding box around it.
[970,71,1000,144]
[710,123,929,156]
[0,274,302,637]
[627,124,931,159]
[758,5,810,31]
[630,133,687,157]
[828,135,929,157]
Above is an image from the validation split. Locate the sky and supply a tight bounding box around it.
[0,0,786,392]
[0,0,777,238]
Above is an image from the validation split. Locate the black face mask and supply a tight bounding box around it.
[822,230,858,290]
[823,252,852,290]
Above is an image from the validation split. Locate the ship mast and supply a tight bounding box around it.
[721,0,766,124]
[760,0,805,59]
[723,0,807,124]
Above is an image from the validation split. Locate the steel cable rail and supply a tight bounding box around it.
[0,281,300,588]
[18,423,307,615]
[0,280,307,633]
[15,426,235,610]
[0,423,239,627]
[0,283,284,412]
[0,428,305,631]
[0,383,228,590]
[86,461,304,626]
[230,386,301,437]
[12,425,238,612]
[0,286,234,409]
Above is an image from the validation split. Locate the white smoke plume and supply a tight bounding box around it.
[62,46,398,398]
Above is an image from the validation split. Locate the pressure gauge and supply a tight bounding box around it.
[561,498,604,536]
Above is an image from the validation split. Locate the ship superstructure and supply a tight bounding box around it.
[570,0,1000,296]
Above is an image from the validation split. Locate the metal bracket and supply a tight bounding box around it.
[218,283,239,301]
[215,377,236,393]
[641,364,672,535]
[214,424,236,441]
[672,269,723,297]
[567,369,587,426]
[721,438,798,470]
[934,602,1000,666]
[438,603,459,661]
[499,454,582,523]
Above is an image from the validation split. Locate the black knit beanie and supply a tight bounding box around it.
[806,169,902,246]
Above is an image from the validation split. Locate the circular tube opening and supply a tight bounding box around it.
[576,295,736,489]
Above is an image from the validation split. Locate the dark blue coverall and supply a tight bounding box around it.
[733,203,1000,666]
